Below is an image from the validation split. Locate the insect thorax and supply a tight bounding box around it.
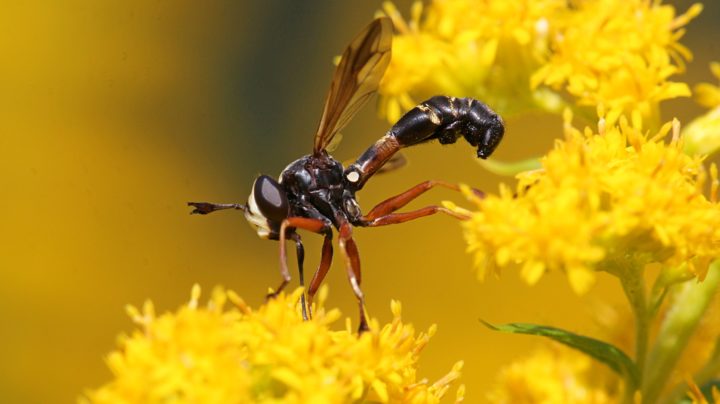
[279,154,347,221]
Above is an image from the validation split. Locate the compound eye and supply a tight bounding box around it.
[252,175,289,222]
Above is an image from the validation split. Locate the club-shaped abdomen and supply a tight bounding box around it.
[344,96,505,191]
[245,175,289,239]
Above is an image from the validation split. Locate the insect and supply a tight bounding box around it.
[189,17,504,332]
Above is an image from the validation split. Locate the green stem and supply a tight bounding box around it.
[648,287,669,318]
[621,267,650,381]
[612,259,649,403]
[646,260,720,404]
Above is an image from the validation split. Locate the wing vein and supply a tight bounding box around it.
[313,17,392,155]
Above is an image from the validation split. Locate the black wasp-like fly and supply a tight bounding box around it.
[189,17,504,332]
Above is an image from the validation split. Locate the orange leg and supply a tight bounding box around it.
[338,222,368,333]
[364,205,467,226]
[271,217,331,319]
[363,180,458,220]
[306,234,333,319]
[361,180,472,226]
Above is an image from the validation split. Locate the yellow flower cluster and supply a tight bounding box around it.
[82,286,464,404]
[695,62,720,109]
[378,0,700,125]
[685,62,720,156]
[450,113,720,294]
[487,344,617,403]
[379,0,565,121]
[531,0,701,126]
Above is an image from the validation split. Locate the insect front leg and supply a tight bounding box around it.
[187,202,245,215]
[272,217,332,314]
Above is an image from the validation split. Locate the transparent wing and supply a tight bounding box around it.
[324,132,343,153]
[313,17,392,155]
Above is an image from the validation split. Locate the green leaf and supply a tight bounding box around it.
[482,321,639,388]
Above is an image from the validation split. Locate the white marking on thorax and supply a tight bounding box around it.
[346,170,360,183]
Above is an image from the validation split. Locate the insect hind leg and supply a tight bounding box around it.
[360,180,460,222]
[353,179,485,227]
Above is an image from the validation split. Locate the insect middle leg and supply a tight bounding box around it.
[360,180,472,226]
[306,233,333,319]
[338,222,369,333]
[288,233,309,320]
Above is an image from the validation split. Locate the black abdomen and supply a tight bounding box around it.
[344,96,504,190]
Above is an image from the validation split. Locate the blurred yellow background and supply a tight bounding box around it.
[0,1,717,402]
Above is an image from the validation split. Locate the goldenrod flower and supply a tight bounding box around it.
[82,286,464,404]
[378,0,699,127]
[695,62,720,109]
[378,0,567,122]
[685,62,720,156]
[450,114,720,294]
[487,343,617,403]
[532,0,701,126]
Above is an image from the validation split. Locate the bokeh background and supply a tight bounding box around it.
[1,1,718,402]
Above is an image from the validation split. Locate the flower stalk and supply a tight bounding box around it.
[645,260,720,404]
[606,257,650,402]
